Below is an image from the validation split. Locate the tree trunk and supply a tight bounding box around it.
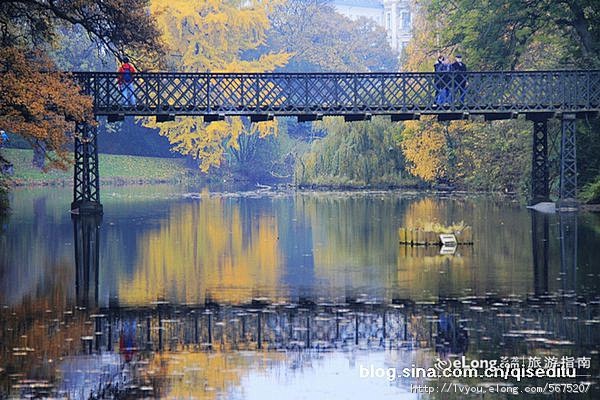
[566,0,594,58]
[32,140,46,170]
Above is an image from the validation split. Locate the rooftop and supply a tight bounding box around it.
[332,0,383,9]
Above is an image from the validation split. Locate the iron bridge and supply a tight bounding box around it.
[70,70,600,213]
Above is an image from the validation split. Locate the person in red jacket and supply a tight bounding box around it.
[118,57,137,106]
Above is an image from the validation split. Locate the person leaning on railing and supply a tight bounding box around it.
[434,56,453,106]
[451,55,467,105]
[434,56,445,105]
[117,57,137,106]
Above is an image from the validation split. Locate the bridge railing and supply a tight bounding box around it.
[72,71,600,116]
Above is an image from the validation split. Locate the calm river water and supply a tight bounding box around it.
[1,185,599,399]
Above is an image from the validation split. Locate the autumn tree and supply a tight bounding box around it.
[398,0,600,195]
[144,0,291,172]
[0,0,163,193]
[401,117,530,191]
[0,48,95,170]
[400,118,450,184]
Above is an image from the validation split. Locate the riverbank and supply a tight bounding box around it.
[2,148,201,185]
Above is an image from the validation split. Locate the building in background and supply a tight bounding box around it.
[383,0,413,55]
[333,0,384,26]
[332,0,414,55]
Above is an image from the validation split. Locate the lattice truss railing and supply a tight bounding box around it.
[73,71,600,116]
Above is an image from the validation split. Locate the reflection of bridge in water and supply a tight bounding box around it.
[78,292,599,356]
[48,296,600,399]
[531,210,578,296]
[5,296,597,399]
[71,212,598,359]
[67,205,595,369]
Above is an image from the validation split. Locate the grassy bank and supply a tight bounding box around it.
[2,148,199,185]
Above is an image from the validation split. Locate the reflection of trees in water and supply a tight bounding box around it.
[117,199,282,305]
[294,193,404,299]
[3,192,591,310]
[0,262,90,395]
[0,194,73,306]
[397,197,538,299]
[145,351,285,399]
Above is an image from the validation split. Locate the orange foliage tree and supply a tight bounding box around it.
[0,48,95,169]
[0,0,163,176]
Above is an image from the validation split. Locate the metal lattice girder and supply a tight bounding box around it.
[559,113,577,207]
[529,116,549,203]
[72,122,102,213]
[72,70,600,117]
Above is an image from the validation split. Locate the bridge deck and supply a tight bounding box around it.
[74,71,600,120]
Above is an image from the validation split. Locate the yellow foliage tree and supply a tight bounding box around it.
[146,0,291,172]
[401,118,449,183]
[401,118,485,184]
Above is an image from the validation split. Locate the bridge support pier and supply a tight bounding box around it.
[559,114,578,210]
[529,116,549,204]
[71,121,103,214]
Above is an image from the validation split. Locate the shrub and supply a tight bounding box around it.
[581,175,600,204]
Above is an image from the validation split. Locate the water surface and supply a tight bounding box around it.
[1,186,599,399]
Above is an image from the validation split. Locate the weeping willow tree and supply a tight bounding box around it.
[296,117,409,187]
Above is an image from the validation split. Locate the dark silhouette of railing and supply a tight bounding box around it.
[69,70,600,214]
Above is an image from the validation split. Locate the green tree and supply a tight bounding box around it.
[400,0,600,199]
[296,117,407,187]
[1,0,163,66]
[425,0,599,69]
[270,1,401,187]
[269,0,398,72]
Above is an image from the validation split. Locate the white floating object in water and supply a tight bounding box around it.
[526,202,556,213]
[439,234,457,246]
